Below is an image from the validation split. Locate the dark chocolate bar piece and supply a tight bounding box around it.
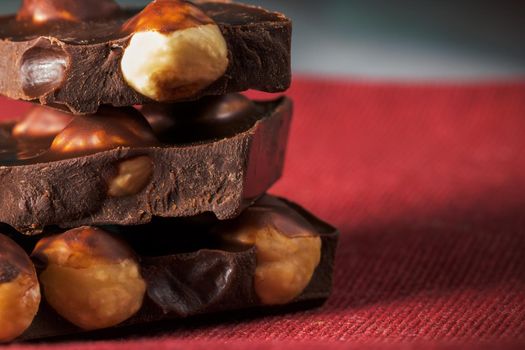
[0,96,292,234]
[0,1,291,114]
[16,196,338,341]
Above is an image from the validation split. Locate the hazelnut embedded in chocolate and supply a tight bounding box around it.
[216,197,322,305]
[20,42,69,99]
[0,234,41,342]
[49,107,158,158]
[17,0,120,23]
[120,0,228,102]
[108,156,154,197]
[32,226,147,331]
[12,106,73,140]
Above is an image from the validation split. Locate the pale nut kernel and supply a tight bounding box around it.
[0,234,41,343]
[108,156,153,197]
[220,201,322,305]
[31,227,146,331]
[121,24,228,102]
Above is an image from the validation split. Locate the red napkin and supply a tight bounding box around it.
[2,78,525,349]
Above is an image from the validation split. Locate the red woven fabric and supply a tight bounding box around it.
[2,78,525,349]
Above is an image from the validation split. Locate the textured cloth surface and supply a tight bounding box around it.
[1,78,525,349]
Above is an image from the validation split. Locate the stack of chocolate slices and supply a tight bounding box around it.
[0,0,338,342]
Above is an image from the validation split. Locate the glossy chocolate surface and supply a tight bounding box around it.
[0,1,291,114]
[142,94,261,143]
[0,95,292,234]
[1,2,281,43]
[14,196,339,341]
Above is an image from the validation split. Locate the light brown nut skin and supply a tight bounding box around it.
[49,107,158,159]
[0,234,41,343]
[32,227,146,331]
[218,198,322,305]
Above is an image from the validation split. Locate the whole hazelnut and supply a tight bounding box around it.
[49,107,158,158]
[0,234,41,342]
[12,106,73,140]
[19,43,69,99]
[217,198,322,305]
[17,0,120,23]
[120,0,228,102]
[32,227,146,330]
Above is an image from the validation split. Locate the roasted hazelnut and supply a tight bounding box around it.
[17,0,120,23]
[20,43,69,99]
[121,0,228,102]
[0,234,41,342]
[32,226,146,330]
[218,198,322,305]
[12,106,73,140]
[49,107,158,157]
[108,156,153,197]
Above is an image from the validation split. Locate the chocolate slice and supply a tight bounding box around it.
[16,196,338,341]
[0,96,292,234]
[0,1,291,114]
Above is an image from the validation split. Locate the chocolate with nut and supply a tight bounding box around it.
[0,95,292,234]
[0,234,41,342]
[0,0,291,114]
[10,196,338,341]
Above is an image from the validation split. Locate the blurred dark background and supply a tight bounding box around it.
[2,0,524,80]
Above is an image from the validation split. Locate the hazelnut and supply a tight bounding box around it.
[12,106,73,140]
[17,0,120,23]
[49,107,158,158]
[20,43,69,99]
[218,198,322,305]
[108,156,153,197]
[0,234,41,342]
[121,0,228,102]
[32,227,146,330]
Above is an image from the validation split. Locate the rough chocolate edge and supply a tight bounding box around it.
[18,196,339,341]
[0,98,292,234]
[0,2,292,114]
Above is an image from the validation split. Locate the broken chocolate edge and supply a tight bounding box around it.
[0,2,292,114]
[0,97,291,234]
[17,196,338,341]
